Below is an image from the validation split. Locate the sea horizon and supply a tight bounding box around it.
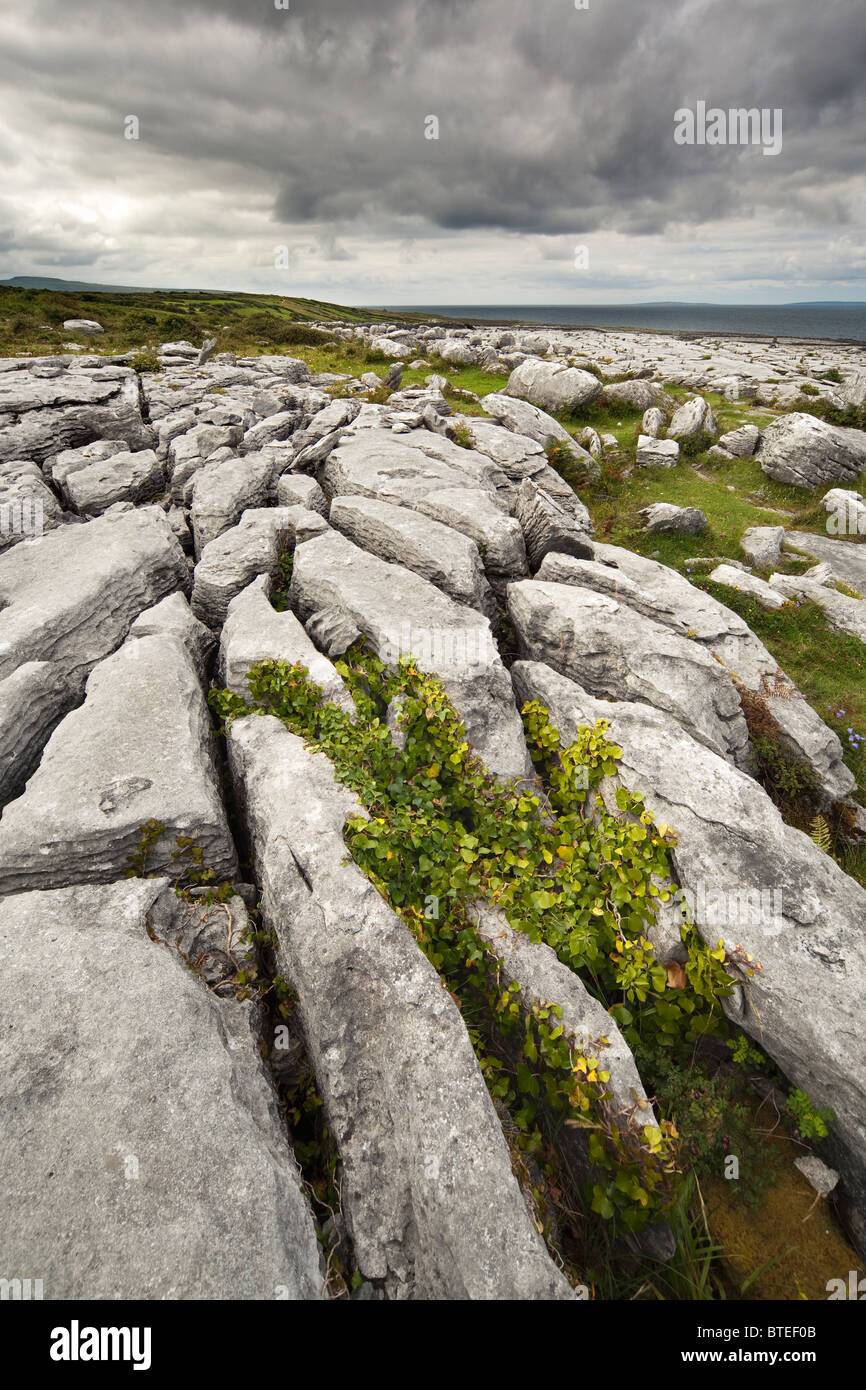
[380,302,866,343]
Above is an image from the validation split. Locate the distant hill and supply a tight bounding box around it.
[0,276,157,294]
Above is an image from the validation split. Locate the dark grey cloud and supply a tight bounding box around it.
[1,0,865,297]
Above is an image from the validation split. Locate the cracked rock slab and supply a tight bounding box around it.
[0,632,237,894]
[290,530,530,780]
[540,545,855,806]
[329,494,495,616]
[189,452,276,557]
[0,662,77,808]
[63,448,165,516]
[0,878,322,1299]
[227,715,573,1300]
[191,505,328,630]
[0,506,189,689]
[0,366,153,464]
[508,578,750,767]
[219,574,354,714]
[415,486,528,581]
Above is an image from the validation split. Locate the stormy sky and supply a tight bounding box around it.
[1,0,865,303]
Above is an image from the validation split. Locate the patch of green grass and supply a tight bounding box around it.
[0,284,404,359]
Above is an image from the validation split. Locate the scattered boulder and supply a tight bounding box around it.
[636,435,680,468]
[823,489,866,538]
[740,525,785,570]
[506,359,603,412]
[61,319,104,335]
[605,379,659,412]
[758,413,866,488]
[641,407,666,438]
[718,424,760,457]
[667,396,716,439]
[640,503,707,535]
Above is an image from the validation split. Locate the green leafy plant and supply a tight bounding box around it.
[787,1088,835,1142]
[209,648,744,1236]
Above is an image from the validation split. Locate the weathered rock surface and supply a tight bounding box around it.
[758,414,866,488]
[605,379,662,412]
[508,578,750,766]
[515,478,594,569]
[0,633,237,893]
[538,545,855,805]
[823,489,866,537]
[506,359,602,412]
[330,494,495,615]
[0,364,153,464]
[480,391,574,447]
[290,530,530,779]
[0,507,188,688]
[770,573,866,642]
[510,659,866,1250]
[0,878,322,1299]
[227,715,573,1300]
[636,435,679,468]
[709,564,788,611]
[416,487,528,581]
[276,473,329,514]
[667,396,716,439]
[323,429,507,511]
[640,503,707,535]
[192,505,327,629]
[641,406,667,438]
[219,575,354,713]
[0,460,64,550]
[63,447,164,516]
[718,423,760,456]
[190,452,275,557]
[740,525,785,570]
[127,591,216,680]
[783,531,866,594]
[0,661,77,807]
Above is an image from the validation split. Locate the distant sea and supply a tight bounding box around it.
[383,303,866,343]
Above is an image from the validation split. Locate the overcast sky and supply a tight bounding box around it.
[1,0,865,303]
